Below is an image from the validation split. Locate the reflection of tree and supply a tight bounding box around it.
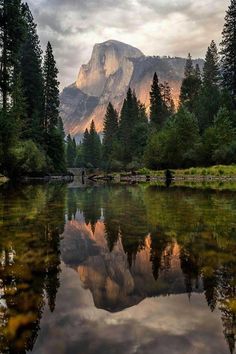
[150,228,173,281]
[66,184,236,351]
[0,184,66,354]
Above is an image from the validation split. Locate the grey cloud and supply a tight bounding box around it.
[27,0,229,89]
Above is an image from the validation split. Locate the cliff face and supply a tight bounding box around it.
[60,40,203,138]
[61,219,203,313]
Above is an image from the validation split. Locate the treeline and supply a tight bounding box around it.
[0,1,66,178]
[67,0,236,171]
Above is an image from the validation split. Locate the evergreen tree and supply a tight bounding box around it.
[103,102,119,162]
[0,0,24,110]
[203,41,220,86]
[20,2,44,141]
[43,42,65,171]
[82,129,90,167]
[160,81,175,115]
[82,122,101,168]
[43,42,59,133]
[196,41,221,132]
[89,120,102,168]
[220,0,236,105]
[180,54,202,112]
[66,134,76,168]
[150,73,168,128]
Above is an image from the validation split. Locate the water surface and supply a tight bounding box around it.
[0,183,235,354]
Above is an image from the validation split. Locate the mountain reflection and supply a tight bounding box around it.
[62,185,236,354]
[0,184,235,354]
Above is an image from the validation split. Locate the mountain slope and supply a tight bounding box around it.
[60,40,204,138]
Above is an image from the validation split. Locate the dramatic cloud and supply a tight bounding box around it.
[27,0,229,89]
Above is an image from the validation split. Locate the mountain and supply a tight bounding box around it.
[60,40,204,138]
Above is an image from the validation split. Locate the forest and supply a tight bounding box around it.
[0,0,236,178]
[67,0,236,172]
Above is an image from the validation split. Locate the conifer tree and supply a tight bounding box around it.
[150,73,167,128]
[43,42,65,171]
[82,122,101,168]
[82,129,90,166]
[196,41,221,132]
[0,0,24,111]
[180,54,202,112]
[103,102,119,161]
[20,3,44,140]
[66,134,76,167]
[89,120,102,168]
[220,0,236,104]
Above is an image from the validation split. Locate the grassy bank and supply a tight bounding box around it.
[138,165,236,178]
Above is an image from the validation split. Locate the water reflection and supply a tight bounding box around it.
[62,185,236,353]
[0,183,235,353]
[0,184,66,353]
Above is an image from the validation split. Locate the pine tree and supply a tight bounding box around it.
[20,3,44,141]
[203,41,220,86]
[196,41,221,132]
[0,0,24,111]
[220,0,236,104]
[43,42,59,132]
[82,129,90,166]
[43,42,65,171]
[82,122,101,168]
[150,73,167,128]
[103,102,119,161]
[180,54,202,112]
[160,81,175,115]
[89,120,101,168]
[66,134,76,168]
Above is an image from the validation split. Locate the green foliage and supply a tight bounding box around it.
[66,134,77,168]
[220,0,236,105]
[180,54,202,113]
[103,102,119,170]
[12,140,47,176]
[150,73,171,128]
[20,2,44,141]
[81,121,102,169]
[145,108,200,169]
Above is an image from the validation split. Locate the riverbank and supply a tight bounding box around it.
[137,165,236,179]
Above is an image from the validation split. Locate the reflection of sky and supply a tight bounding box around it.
[31,263,228,354]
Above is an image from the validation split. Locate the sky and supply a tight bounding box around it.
[27,0,230,90]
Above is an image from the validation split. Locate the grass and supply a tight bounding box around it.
[137,165,236,178]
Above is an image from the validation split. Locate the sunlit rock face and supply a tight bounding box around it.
[61,218,203,313]
[60,40,204,138]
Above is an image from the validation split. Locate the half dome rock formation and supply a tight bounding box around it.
[60,40,203,138]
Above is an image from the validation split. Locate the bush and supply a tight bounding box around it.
[13,140,47,176]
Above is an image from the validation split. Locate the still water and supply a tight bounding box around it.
[0,182,235,354]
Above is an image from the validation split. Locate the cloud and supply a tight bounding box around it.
[27,0,229,89]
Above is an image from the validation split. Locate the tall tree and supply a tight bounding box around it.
[43,42,65,172]
[89,120,101,168]
[103,102,119,161]
[220,0,236,105]
[196,41,221,132]
[179,54,202,112]
[150,73,168,128]
[66,134,76,167]
[82,121,101,168]
[20,2,44,140]
[43,42,59,132]
[0,0,24,111]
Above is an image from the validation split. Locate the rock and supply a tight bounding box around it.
[60,40,204,139]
